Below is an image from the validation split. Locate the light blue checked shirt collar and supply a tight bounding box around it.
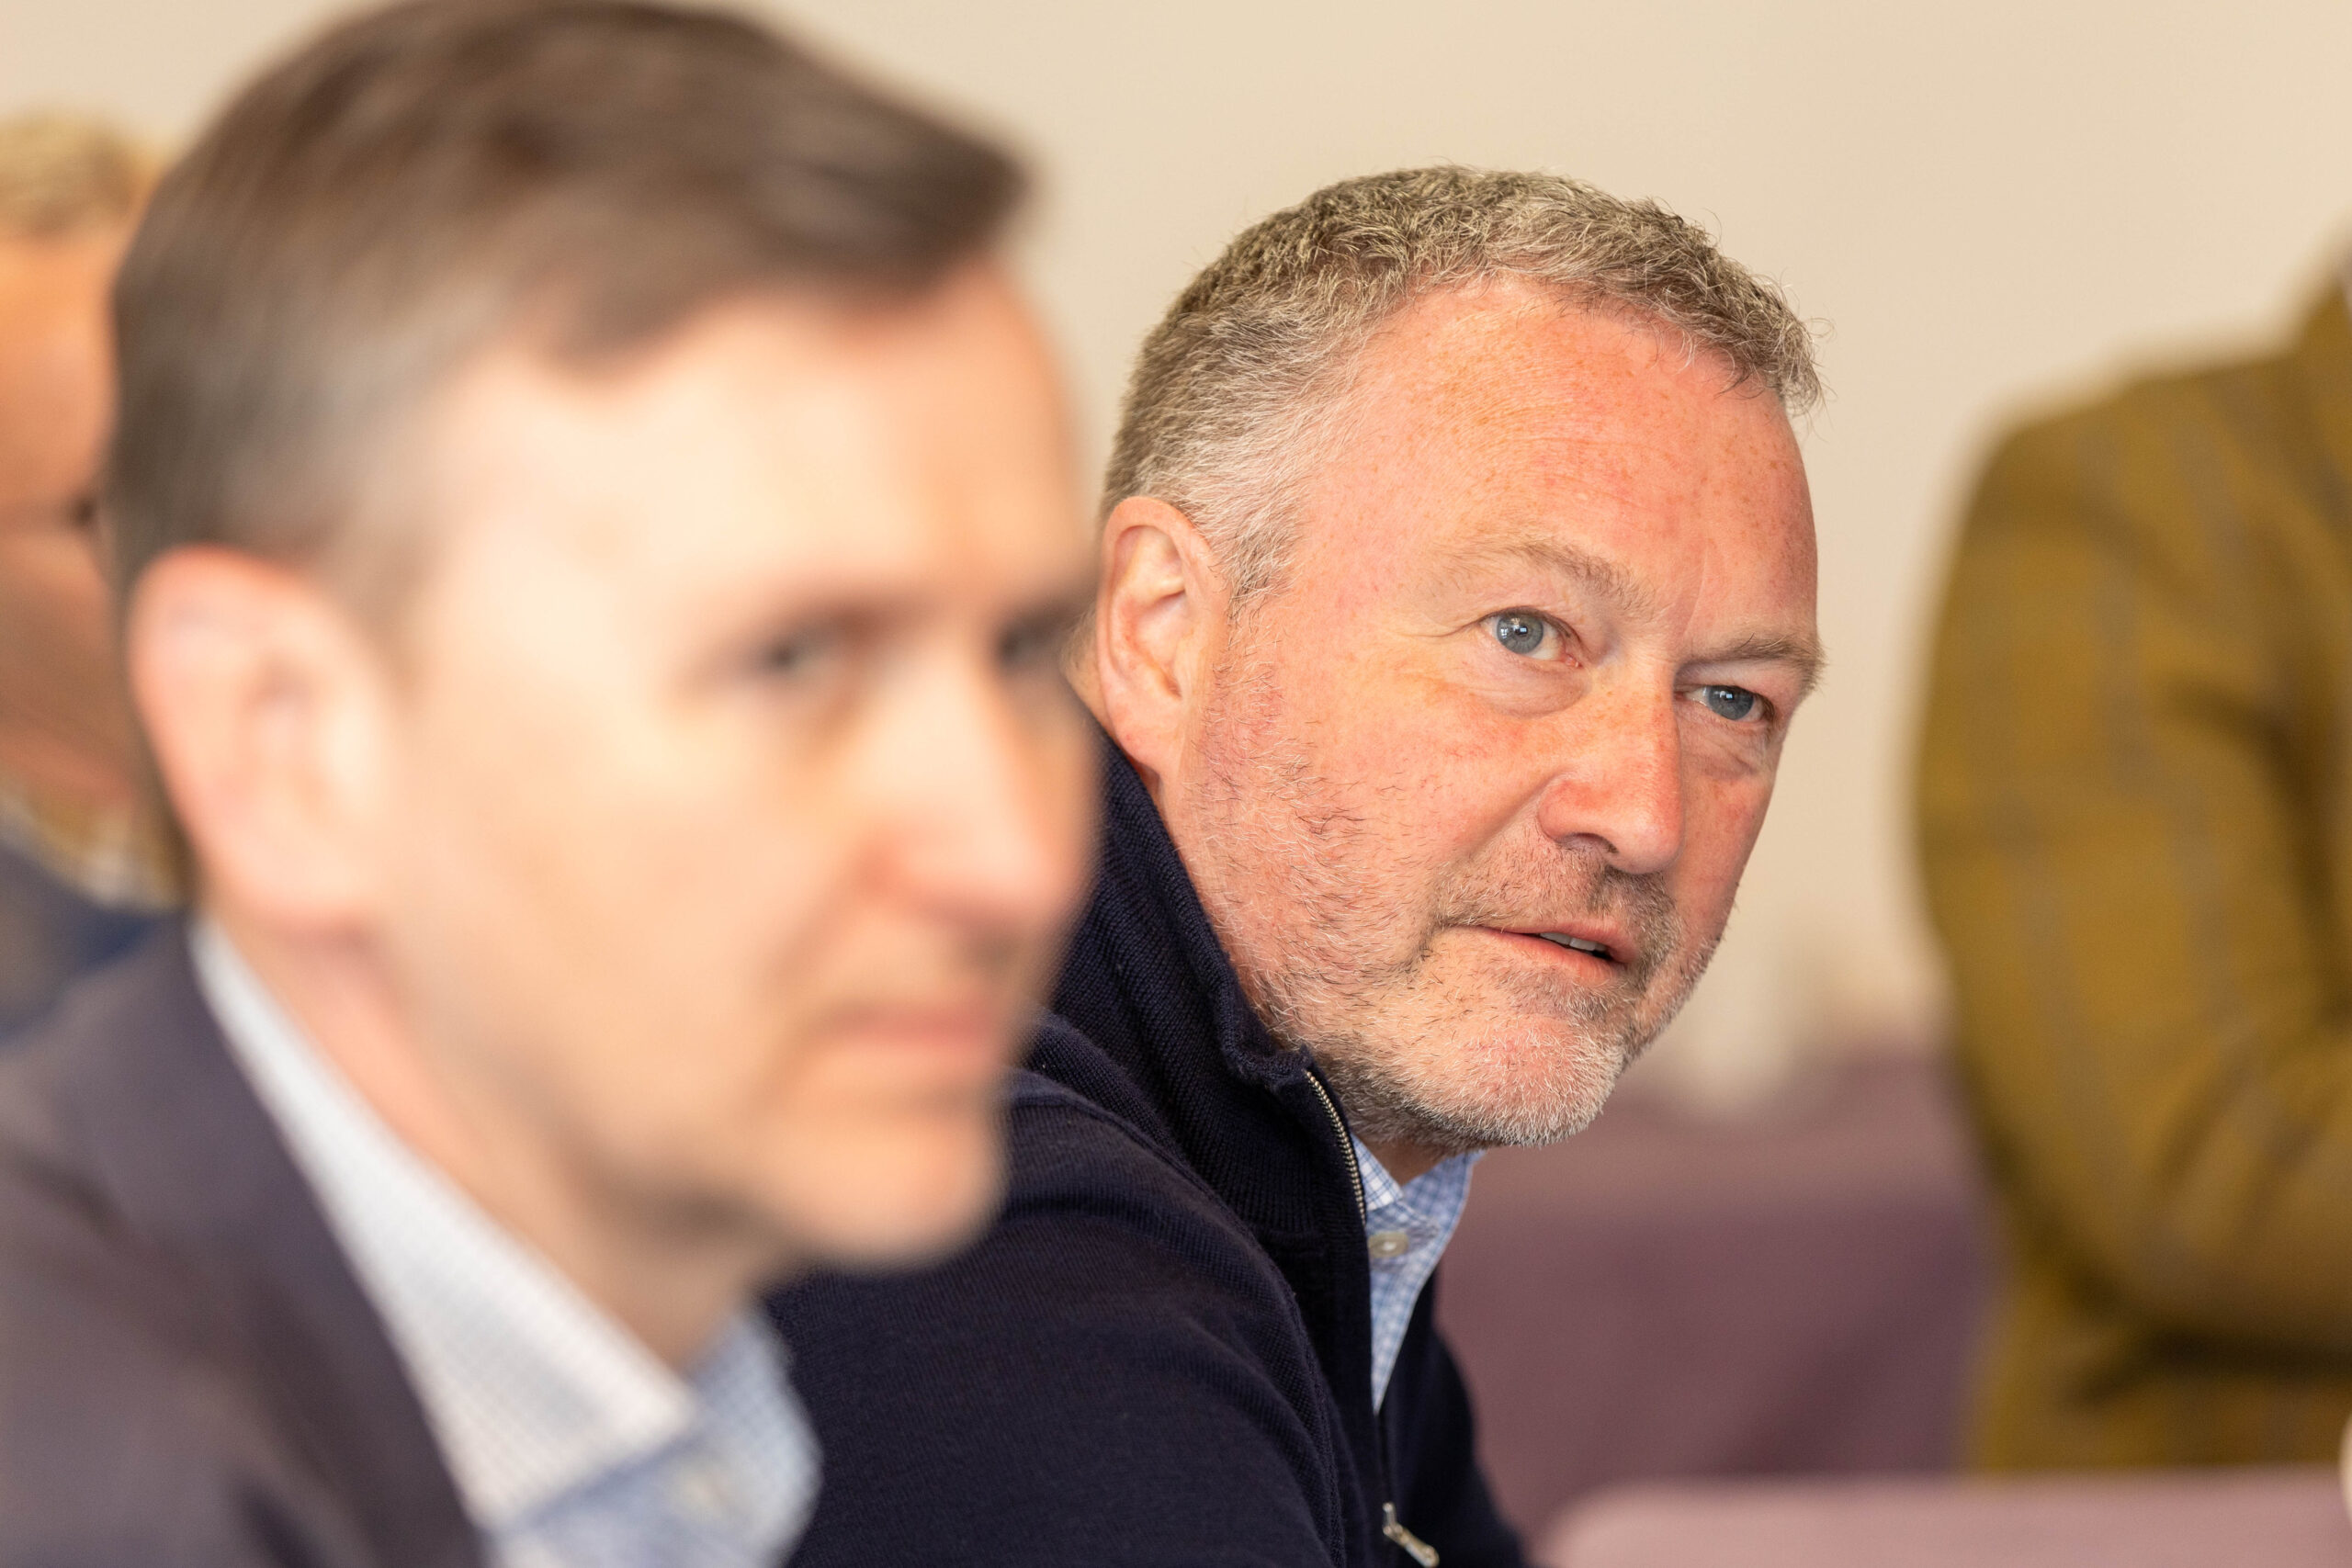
[1351,1134,1479,1410]
[191,920,818,1568]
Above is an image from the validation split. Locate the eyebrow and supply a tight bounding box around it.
[1698,629,1827,699]
[1450,536,1826,697]
[1447,538,1667,622]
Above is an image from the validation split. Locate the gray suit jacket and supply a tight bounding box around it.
[0,835,161,1041]
[0,928,482,1566]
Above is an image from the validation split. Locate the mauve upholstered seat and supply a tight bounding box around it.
[1541,1467,2352,1568]
[1435,1054,1992,1535]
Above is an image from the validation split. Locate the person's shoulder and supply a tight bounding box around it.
[1015,1009,1180,1145]
[779,1008,1289,1323]
[0,1099,334,1562]
[0,998,145,1301]
[1974,317,2329,536]
[769,1024,1350,1567]
[781,1044,1305,1358]
[0,963,387,1566]
[1000,1014,1300,1277]
[0,946,218,1384]
[991,1040,1268,1285]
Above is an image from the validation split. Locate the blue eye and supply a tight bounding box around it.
[1489,612,1553,658]
[1700,684,1759,721]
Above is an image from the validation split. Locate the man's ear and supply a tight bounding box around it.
[125,547,393,929]
[1090,496,1228,794]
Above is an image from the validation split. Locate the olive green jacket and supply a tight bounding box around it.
[1919,284,2352,1468]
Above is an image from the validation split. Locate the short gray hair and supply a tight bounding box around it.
[1102,166,1821,598]
[0,112,153,240]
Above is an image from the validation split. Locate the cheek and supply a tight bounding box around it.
[500,852,840,1175]
[1671,772,1777,916]
[1022,694,1102,908]
[386,681,838,1068]
[397,687,618,938]
[1328,689,1568,870]
[1267,630,1491,809]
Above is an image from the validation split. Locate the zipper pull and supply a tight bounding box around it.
[1382,1502,1440,1566]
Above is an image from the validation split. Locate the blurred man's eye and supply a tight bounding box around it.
[0,494,99,538]
[759,625,847,679]
[1697,684,1763,722]
[998,608,1079,677]
[1487,610,1562,660]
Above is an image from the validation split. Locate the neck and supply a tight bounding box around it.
[208,906,776,1369]
[1360,1134,1449,1187]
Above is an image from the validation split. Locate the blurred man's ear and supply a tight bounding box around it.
[125,547,391,927]
[1089,495,1230,797]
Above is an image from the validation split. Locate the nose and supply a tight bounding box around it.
[1532,676,1685,876]
[873,656,1093,940]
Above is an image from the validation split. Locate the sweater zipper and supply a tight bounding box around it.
[1304,1067,1438,1566]
[1382,1504,1441,1567]
[1304,1067,1366,1226]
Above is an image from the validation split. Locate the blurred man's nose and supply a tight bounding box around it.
[877,652,1091,935]
[1532,677,1685,876]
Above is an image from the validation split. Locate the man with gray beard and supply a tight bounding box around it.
[771,166,1824,1568]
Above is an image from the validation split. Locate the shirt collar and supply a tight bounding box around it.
[1351,1135,1480,1218]
[189,919,808,1540]
[1350,1135,1480,1408]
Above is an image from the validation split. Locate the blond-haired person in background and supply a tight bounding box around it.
[0,113,171,1035]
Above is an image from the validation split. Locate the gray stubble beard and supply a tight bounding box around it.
[1183,633,1722,1161]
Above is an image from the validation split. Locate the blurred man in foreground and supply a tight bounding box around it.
[0,3,1095,1562]
[1922,265,2352,1466]
[0,114,168,1034]
[775,168,1824,1567]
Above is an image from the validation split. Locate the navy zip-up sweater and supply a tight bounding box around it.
[768,744,1525,1567]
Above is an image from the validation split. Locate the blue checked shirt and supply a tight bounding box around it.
[1351,1135,1479,1409]
[193,921,819,1568]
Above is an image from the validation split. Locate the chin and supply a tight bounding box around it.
[1457,1057,1623,1145]
[1446,1064,1623,1147]
[1337,1012,1633,1153]
[773,1109,1009,1272]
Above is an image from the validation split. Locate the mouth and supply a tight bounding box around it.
[1483,925,1631,971]
[1535,931,1617,963]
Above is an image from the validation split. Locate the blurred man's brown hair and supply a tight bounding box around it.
[108,0,1023,616]
[0,4,1095,1558]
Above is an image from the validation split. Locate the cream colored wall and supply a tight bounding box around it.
[8,0,2352,1098]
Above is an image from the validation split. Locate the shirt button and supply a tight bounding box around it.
[1368,1229,1411,1260]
